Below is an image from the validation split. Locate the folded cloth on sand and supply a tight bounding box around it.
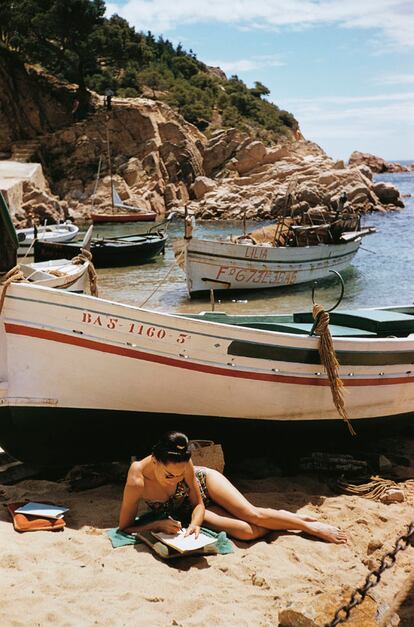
[107,510,233,555]
[7,502,66,533]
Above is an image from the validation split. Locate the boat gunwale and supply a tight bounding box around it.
[4,284,414,350]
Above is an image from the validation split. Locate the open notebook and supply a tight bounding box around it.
[151,528,217,553]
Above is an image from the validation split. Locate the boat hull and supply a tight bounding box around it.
[20,259,89,292]
[17,224,79,256]
[90,212,156,223]
[185,237,361,294]
[34,236,166,267]
[1,284,413,462]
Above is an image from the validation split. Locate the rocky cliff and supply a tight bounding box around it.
[0,50,406,226]
[0,48,77,155]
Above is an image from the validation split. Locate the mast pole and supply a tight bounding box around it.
[106,124,114,211]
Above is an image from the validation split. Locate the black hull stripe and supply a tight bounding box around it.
[228,340,414,367]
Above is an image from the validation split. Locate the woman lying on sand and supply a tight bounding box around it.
[119,431,347,544]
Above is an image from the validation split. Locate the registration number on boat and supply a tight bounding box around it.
[216,266,298,285]
[81,311,189,343]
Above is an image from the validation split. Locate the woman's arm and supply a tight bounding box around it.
[118,462,145,532]
[185,461,205,537]
[118,462,182,535]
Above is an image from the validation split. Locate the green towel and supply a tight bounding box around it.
[107,511,234,554]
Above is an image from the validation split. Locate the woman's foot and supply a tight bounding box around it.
[305,521,347,544]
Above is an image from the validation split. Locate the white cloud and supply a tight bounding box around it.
[206,54,284,74]
[374,73,414,85]
[283,92,414,105]
[106,1,414,49]
[279,92,414,158]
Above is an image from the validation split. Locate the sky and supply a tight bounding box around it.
[105,1,414,161]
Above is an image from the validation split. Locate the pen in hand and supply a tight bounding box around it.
[168,515,182,532]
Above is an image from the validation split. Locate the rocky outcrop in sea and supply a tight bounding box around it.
[349,150,414,173]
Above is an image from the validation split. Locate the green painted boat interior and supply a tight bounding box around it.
[183,307,414,338]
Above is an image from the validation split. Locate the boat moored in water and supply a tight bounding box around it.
[180,195,376,295]
[34,231,167,268]
[17,222,79,257]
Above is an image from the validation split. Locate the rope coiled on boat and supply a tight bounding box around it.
[0,266,25,314]
[72,248,98,297]
[312,303,356,436]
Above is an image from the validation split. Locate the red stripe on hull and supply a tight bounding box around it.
[5,323,413,387]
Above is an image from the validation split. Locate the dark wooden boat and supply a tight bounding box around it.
[34,231,167,268]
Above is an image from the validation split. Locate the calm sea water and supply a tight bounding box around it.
[93,171,414,315]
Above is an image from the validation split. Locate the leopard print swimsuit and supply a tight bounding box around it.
[144,467,210,515]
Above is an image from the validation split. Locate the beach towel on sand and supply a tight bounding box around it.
[107,511,234,559]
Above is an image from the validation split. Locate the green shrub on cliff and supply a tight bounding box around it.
[2,0,298,138]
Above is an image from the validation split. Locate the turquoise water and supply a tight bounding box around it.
[94,171,414,315]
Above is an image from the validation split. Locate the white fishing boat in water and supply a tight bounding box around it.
[17,222,79,257]
[184,236,366,295]
[180,195,375,295]
[0,282,413,463]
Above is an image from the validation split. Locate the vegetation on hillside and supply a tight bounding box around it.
[1,0,298,140]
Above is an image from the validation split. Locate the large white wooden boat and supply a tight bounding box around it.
[17,222,79,257]
[184,236,363,295]
[0,283,413,463]
[181,198,375,295]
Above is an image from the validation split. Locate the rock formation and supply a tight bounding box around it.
[0,53,407,226]
[349,151,414,173]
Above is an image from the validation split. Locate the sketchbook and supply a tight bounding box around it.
[14,502,69,519]
[151,528,217,553]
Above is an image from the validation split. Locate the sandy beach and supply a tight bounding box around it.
[1,434,413,627]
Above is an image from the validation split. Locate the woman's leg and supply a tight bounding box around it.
[203,504,269,541]
[204,469,347,544]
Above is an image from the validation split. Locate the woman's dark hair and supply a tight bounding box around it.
[152,431,191,463]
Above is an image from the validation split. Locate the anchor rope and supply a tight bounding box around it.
[139,246,185,308]
[312,303,356,436]
[336,476,414,501]
[0,266,25,314]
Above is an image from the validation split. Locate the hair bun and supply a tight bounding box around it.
[152,431,191,463]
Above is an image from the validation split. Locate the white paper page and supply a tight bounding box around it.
[151,528,217,552]
[14,502,69,518]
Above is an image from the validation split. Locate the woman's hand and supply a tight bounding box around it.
[185,524,200,538]
[155,517,182,534]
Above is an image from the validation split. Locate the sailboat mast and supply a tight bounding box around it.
[106,125,114,210]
